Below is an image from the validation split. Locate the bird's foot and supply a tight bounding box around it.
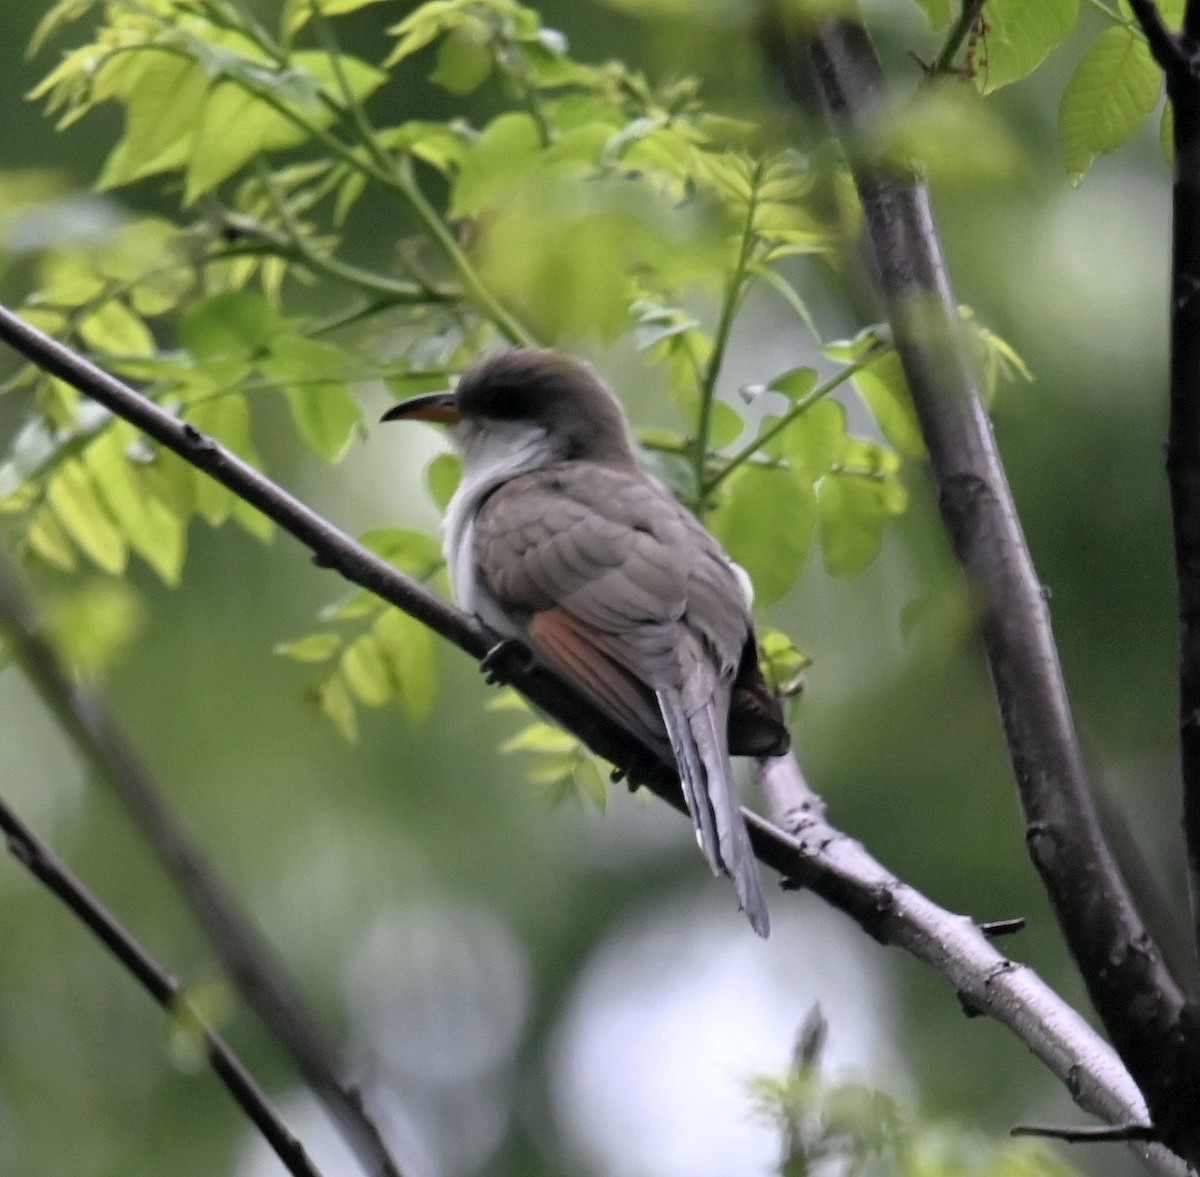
[610,747,656,792]
[480,637,535,685]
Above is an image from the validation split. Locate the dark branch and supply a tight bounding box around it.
[0,304,1182,1173]
[771,10,1199,1163]
[1012,1123,1157,1145]
[1128,1,1188,74]
[1127,0,1200,1158]
[0,554,408,1177]
[0,792,324,1177]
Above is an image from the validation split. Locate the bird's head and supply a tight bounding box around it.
[380,349,638,472]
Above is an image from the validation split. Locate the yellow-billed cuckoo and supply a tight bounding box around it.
[381,349,789,935]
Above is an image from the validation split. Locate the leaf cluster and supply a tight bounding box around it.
[4,0,1035,744]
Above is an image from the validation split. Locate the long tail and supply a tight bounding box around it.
[657,686,770,937]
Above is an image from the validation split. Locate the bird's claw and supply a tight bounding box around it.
[480,638,534,685]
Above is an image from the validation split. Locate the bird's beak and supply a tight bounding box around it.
[379,391,461,425]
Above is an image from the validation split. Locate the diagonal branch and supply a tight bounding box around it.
[0,554,408,1177]
[0,303,1186,1169]
[0,791,324,1177]
[772,6,1200,1162]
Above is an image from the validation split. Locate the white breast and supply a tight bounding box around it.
[442,419,559,637]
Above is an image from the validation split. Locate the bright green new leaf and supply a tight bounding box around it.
[375,607,438,722]
[710,463,815,607]
[46,579,143,679]
[317,672,358,741]
[450,113,543,218]
[267,340,362,462]
[96,52,209,189]
[284,0,398,36]
[78,300,156,358]
[46,459,127,574]
[275,632,342,662]
[181,291,291,361]
[817,472,894,579]
[872,84,1026,185]
[27,506,78,572]
[361,528,443,575]
[502,722,578,755]
[1059,28,1162,185]
[431,21,494,94]
[852,351,925,458]
[85,426,186,585]
[977,0,1078,93]
[341,633,394,706]
[780,398,847,479]
[184,52,387,202]
[770,367,819,403]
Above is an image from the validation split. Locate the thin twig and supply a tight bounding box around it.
[0,792,324,1177]
[931,0,987,76]
[0,303,1187,1175]
[0,554,408,1177]
[778,13,1197,1159]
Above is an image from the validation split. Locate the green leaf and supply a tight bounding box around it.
[46,460,127,574]
[769,367,819,403]
[710,464,815,607]
[266,339,362,462]
[852,351,925,458]
[185,51,387,201]
[85,426,186,585]
[427,452,462,509]
[96,52,209,189]
[502,721,578,755]
[78,300,156,358]
[449,113,543,218]
[978,0,1079,93]
[361,528,443,575]
[181,291,292,361]
[275,632,342,662]
[284,0,398,36]
[574,754,608,812]
[873,84,1026,184]
[430,21,494,94]
[817,473,897,579]
[27,506,78,572]
[1059,27,1162,184]
[317,672,358,741]
[46,580,142,679]
[779,398,847,478]
[375,608,437,721]
[341,633,394,706]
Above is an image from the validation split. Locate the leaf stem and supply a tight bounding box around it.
[693,162,763,502]
[703,351,881,496]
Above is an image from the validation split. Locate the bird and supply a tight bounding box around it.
[381,349,790,935]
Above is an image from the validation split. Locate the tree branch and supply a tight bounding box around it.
[0,554,408,1177]
[0,303,1186,1170]
[772,7,1200,1162]
[0,791,324,1177]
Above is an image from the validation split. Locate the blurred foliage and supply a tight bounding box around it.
[0,0,1186,1176]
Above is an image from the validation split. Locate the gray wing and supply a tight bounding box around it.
[473,462,770,935]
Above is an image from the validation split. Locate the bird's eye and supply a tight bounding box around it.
[463,382,531,421]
